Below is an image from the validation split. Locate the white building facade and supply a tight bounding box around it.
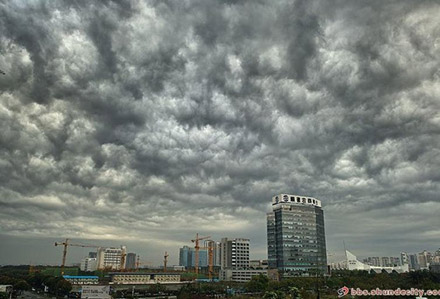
[80,257,97,272]
[346,250,409,273]
[97,246,127,270]
[220,238,250,269]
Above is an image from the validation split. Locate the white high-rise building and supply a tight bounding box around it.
[80,257,97,272]
[97,246,127,270]
[220,238,249,269]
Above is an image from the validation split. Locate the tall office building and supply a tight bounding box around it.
[179,246,208,268]
[267,193,327,277]
[179,246,191,268]
[409,254,419,270]
[418,250,432,269]
[220,238,250,269]
[97,246,127,270]
[126,253,137,270]
[401,252,409,266]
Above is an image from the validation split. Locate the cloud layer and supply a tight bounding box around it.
[1,0,439,265]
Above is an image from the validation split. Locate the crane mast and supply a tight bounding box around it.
[191,233,211,277]
[163,251,169,272]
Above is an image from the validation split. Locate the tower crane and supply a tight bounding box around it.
[54,239,100,275]
[191,233,211,277]
[163,251,169,272]
[207,242,214,280]
[135,256,153,270]
[120,251,127,271]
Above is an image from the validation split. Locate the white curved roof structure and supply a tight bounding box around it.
[346,250,409,273]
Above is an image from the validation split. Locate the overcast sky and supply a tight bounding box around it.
[0,0,439,267]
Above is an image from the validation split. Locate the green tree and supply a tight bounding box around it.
[56,279,72,296]
[14,279,31,291]
[287,286,301,299]
[246,274,269,292]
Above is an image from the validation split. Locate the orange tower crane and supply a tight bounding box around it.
[54,239,100,275]
[120,252,127,271]
[135,256,153,270]
[163,251,169,272]
[207,242,214,280]
[191,233,211,276]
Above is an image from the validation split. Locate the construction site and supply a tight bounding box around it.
[52,233,222,277]
[0,233,265,297]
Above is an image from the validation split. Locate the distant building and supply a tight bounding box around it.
[179,246,208,269]
[363,257,380,267]
[330,261,347,270]
[401,252,409,266]
[219,269,267,282]
[109,272,180,284]
[409,254,419,270]
[179,246,190,268]
[364,256,400,267]
[63,275,99,285]
[97,246,127,270]
[250,260,268,270]
[173,265,185,271]
[418,250,432,269]
[220,238,250,269]
[125,253,136,270]
[80,257,97,272]
[267,194,327,278]
[88,252,97,258]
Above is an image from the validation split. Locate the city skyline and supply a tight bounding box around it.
[1,1,440,267]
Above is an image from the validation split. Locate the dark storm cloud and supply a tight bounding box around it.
[0,0,439,265]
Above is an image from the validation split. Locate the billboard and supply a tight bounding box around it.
[81,286,110,299]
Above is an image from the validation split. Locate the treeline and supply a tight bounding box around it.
[244,270,440,298]
[0,266,72,297]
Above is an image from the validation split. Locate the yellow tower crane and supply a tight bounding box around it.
[191,233,211,277]
[54,239,100,275]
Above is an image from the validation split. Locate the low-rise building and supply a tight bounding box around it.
[219,269,267,282]
[63,275,99,285]
[250,260,268,270]
[80,257,97,272]
[0,285,13,296]
[109,272,180,284]
[173,265,185,271]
